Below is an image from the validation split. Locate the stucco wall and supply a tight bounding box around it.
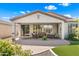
[13,13,64,23]
[0,23,11,38]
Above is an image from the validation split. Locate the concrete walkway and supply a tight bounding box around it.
[33,50,54,56]
[21,45,54,55]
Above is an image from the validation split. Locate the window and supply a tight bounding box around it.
[71,24,78,28]
[76,24,78,27]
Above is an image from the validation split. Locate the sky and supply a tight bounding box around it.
[0,3,79,21]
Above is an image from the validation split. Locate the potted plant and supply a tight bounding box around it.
[42,34,47,40]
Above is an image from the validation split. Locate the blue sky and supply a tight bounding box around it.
[0,3,79,21]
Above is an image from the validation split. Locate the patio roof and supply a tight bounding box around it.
[10,11,73,22]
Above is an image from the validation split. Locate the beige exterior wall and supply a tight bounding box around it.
[0,23,11,38]
[13,13,64,23]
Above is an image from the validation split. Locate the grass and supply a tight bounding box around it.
[52,40,79,56]
[52,45,79,56]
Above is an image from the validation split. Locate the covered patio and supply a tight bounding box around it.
[13,22,64,39]
[20,23,61,39]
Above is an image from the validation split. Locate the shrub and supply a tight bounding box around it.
[67,27,79,41]
[74,27,79,40]
[42,35,47,40]
[67,33,76,40]
[0,40,32,56]
[67,19,79,41]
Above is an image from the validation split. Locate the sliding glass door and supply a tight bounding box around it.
[33,24,42,33]
[21,25,29,36]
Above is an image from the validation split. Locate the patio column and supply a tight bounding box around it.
[30,24,33,34]
[61,22,65,39]
[18,24,21,37]
[58,23,61,38]
[41,25,44,32]
[12,23,16,39]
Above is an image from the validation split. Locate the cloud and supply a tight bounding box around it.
[73,17,79,19]
[1,17,10,19]
[20,11,26,14]
[45,5,57,10]
[64,14,72,18]
[1,17,11,21]
[14,10,31,15]
[59,3,70,7]
[26,10,31,13]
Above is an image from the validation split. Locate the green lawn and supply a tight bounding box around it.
[52,45,79,56]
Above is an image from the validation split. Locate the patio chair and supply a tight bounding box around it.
[47,34,55,39]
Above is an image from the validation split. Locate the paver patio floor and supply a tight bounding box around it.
[15,39,70,56]
[16,39,70,46]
